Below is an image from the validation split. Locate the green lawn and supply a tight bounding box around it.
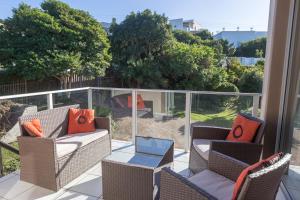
[178,109,237,128]
[1,142,19,175]
[190,109,236,128]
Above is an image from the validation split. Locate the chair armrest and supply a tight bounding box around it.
[191,126,230,140]
[208,150,249,181]
[17,136,58,190]
[18,136,56,157]
[210,140,262,165]
[160,168,217,200]
[94,117,110,132]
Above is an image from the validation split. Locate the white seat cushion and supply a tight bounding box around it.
[55,129,108,158]
[188,170,235,200]
[193,139,211,160]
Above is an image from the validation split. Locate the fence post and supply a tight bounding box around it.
[88,88,93,109]
[252,94,260,117]
[47,93,53,110]
[0,147,3,177]
[184,92,192,152]
[132,90,137,144]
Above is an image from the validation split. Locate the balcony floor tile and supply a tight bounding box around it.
[68,175,102,198]
[0,174,33,199]
[56,190,98,200]
[13,187,65,200]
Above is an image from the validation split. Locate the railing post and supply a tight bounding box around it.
[88,88,93,109]
[47,93,53,110]
[184,92,192,152]
[0,147,3,177]
[132,90,137,144]
[252,94,260,117]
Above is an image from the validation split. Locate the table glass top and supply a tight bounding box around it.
[135,136,173,156]
[105,137,174,168]
[104,151,163,168]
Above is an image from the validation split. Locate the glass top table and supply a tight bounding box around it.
[105,136,174,168]
[102,136,174,200]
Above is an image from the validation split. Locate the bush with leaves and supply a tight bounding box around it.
[238,68,263,93]
[160,41,216,89]
[235,37,267,58]
[194,29,213,40]
[173,30,201,45]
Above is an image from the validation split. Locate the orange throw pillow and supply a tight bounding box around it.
[68,108,96,134]
[232,153,283,200]
[23,119,43,137]
[226,114,261,142]
[127,95,145,109]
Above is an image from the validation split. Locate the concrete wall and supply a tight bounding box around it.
[169,19,184,31]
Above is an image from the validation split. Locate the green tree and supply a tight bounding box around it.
[235,37,267,58]
[200,39,235,66]
[194,29,213,40]
[110,9,172,87]
[160,41,216,89]
[0,0,111,88]
[238,68,263,93]
[173,30,201,45]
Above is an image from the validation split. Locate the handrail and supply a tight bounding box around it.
[0,87,90,100]
[0,141,19,155]
[91,87,262,96]
[0,86,262,101]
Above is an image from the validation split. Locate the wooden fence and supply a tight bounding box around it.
[0,75,98,96]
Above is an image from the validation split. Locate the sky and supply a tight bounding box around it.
[0,0,270,34]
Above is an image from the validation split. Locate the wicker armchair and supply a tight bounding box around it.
[160,151,290,200]
[17,105,111,191]
[189,114,265,173]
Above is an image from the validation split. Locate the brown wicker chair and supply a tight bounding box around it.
[189,113,265,174]
[160,151,291,200]
[17,105,111,191]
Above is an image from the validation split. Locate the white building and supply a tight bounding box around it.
[236,57,264,66]
[213,30,267,47]
[169,18,201,32]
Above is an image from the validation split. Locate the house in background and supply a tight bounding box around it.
[169,18,201,32]
[213,30,267,47]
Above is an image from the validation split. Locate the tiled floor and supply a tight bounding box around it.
[0,140,291,200]
[283,165,300,200]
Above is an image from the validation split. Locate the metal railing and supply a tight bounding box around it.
[0,87,262,152]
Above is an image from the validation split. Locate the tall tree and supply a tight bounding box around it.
[110,9,173,88]
[160,41,216,89]
[0,0,111,88]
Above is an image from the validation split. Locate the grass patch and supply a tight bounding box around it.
[178,109,236,128]
[1,142,19,175]
[190,109,236,127]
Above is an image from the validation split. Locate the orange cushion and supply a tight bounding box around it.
[232,153,283,200]
[22,119,43,137]
[127,95,145,109]
[226,114,261,142]
[68,108,96,134]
